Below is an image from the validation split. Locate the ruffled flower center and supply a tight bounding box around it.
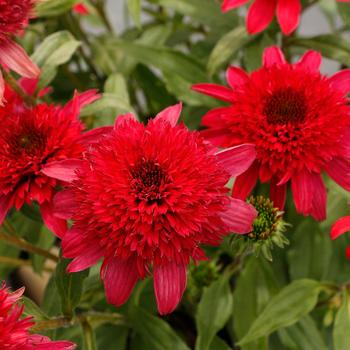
[0,0,33,36]
[130,159,169,203]
[264,88,307,124]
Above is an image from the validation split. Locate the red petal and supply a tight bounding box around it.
[329,69,350,96]
[263,46,286,68]
[40,201,67,238]
[325,157,350,191]
[331,216,350,240]
[101,257,139,307]
[0,71,4,106]
[53,190,76,219]
[73,3,89,15]
[270,179,287,210]
[221,197,257,234]
[79,126,113,145]
[41,159,84,182]
[63,90,100,119]
[154,103,182,126]
[0,194,12,226]
[67,245,103,273]
[226,66,249,90]
[114,113,137,128]
[221,0,250,12]
[232,160,259,199]
[247,0,277,34]
[309,174,327,222]
[192,83,235,102]
[276,0,301,35]
[0,39,39,78]
[215,144,256,178]
[153,262,187,315]
[291,169,325,219]
[296,51,322,72]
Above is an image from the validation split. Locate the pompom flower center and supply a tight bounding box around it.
[264,88,307,125]
[0,0,33,36]
[130,159,169,203]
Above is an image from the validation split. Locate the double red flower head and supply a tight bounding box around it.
[0,83,102,237]
[193,46,350,221]
[53,104,258,315]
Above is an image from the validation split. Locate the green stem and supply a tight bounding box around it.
[81,317,97,350]
[0,232,59,263]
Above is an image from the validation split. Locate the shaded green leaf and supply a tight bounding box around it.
[333,291,350,350]
[55,258,89,317]
[130,306,190,350]
[36,0,78,17]
[195,275,233,350]
[238,279,323,345]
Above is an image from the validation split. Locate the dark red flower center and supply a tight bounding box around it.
[0,0,33,36]
[130,159,169,203]
[263,88,307,124]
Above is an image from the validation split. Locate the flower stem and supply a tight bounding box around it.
[0,232,59,262]
[0,256,53,272]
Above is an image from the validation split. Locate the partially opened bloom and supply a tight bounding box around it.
[56,104,257,314]
[221,0,350,35]
[0,0,40,104]
[0,86,101,237]
[331,214,350,260]
[193,46,350,221]
[0,283,75,349]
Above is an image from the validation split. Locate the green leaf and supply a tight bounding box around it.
[207,26,249,76]
[209,337,232,350]
[238,279,323,345]
[289,35,350,67]
[130,306,190,350]
[333,291,350,350]
[278,316,327,350]
[96,325,128,350]
[232,257,280,350]
[337,2,350,27]
[42,274,62,317]
[127,0,141,28]
[31,31,81,87]
[55,258,89,317]
[287,219,332,281]
[21,296,49,322]
[155,0,238,32]
[36,0,78,17]
[111,40,207,82]
[195,275,233,350]
[81,93,136,117]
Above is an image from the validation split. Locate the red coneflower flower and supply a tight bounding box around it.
[0,85,102,237]
[54,104,257,315]
[192,46,350,221]
[0,282,75,349]
[221,0,350,35]
[0,0,40,104]
[331,214,350,260]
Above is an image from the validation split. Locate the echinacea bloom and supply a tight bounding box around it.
[192,46,350,221]
[72,3,89,16]
[0,0,40,104]
[331,214,350,260]
[0,85,102,237]
[55,104,257,315]
[0,283,75,349]
[221,0,350,35]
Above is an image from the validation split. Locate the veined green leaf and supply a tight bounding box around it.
[238,279,323,345]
